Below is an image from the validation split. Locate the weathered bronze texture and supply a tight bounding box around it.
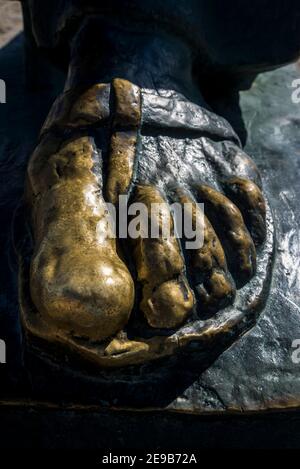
[19,72,274,367]
[106,79,141,204]
[1,0,300,418]
[15,0,300,370]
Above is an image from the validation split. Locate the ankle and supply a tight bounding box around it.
[65,16,203,103]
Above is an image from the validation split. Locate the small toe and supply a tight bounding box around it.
[130,184,194,329]
[195,184,256,288]
[176,190,236,314]
[223,177,266,246]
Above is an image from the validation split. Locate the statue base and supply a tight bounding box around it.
[0,404,300,449]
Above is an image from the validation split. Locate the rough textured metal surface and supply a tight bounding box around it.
[0,32,299,412]
[1,405,300,449]
[16,73,273,368]
[15,13,274,368]
[25,0,300,71]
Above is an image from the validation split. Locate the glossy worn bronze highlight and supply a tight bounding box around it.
[131,185,194,329]
[27,133,134,342]
[177,190,235,313]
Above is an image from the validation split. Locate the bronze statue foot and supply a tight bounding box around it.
[18,20,274,368]
[18,77,274,368]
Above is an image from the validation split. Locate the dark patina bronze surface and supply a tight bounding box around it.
[0,1,299,422]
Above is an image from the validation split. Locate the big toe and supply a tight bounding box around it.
[31,249,134,342]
